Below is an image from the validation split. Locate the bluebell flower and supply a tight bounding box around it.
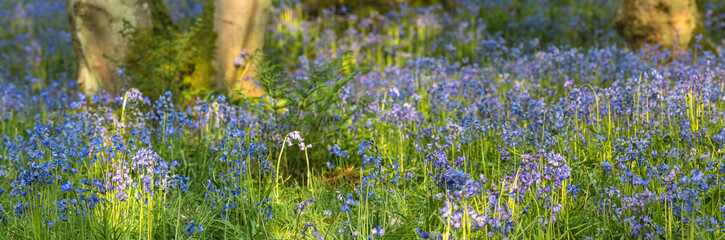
[601,161,613,175]
[371,225,385,236]
[186,220,204,237]
[328,144,349,158]
[61,181,73,193]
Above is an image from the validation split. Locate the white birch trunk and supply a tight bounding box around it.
[67,0,152,96]
[212,0,271,98]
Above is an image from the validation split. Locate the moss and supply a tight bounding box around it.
[122,0,216,103]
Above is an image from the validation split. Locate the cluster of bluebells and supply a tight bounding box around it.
[0,89,205,233]
[504,151,572,202]
[437,169,483,200]
[416,228,446,240]
[356,139,403,200]
[337,191,359,212]
[204,126,272,221]
[301,221,323,239]
[4,0,725,239]
[328,144,349,158]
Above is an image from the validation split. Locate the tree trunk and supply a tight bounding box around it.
[212,0,271,99]
[614,0,703,51]
[67,0,152,96]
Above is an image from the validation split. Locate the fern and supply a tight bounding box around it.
[254,52,367,180]
[122,0,217,103]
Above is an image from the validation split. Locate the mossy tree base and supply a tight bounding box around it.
[613,0,702,51]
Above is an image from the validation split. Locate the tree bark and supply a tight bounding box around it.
[67,0,152,96]
[614,0,703,51]
[212,0,271,99]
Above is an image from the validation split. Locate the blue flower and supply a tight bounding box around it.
[61,181,73,193]
[371,225,385,236]
[186,220,204,237]
[600,161,613,175]
[328,144,349,158]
